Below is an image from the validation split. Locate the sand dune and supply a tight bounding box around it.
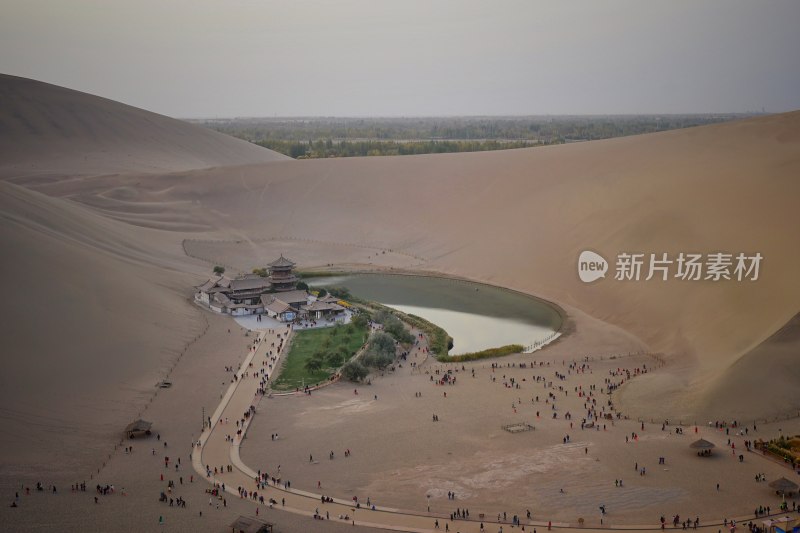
[703,312,800,419]
[0,74,288,181]
[27,110,799,420]
[0,180,202,478]
[0,78,798,517]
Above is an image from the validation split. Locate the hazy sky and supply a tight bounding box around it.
[2,0,799,117]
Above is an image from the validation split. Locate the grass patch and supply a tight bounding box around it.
[273,322,368,391]
[437,344,525,363]
[297,284,454,360]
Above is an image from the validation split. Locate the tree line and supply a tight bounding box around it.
[257,139,542,159]
[193,114,752,146]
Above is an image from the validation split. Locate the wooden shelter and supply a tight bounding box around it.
[229,515,273,533]
[124,419,152,438]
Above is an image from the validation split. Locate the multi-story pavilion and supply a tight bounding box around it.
[267,255,298,292]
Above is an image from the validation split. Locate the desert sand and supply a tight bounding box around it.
[1,75,799,532]
[0,74,288,180]
[241,339,800,527]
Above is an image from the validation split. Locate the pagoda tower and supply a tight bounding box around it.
[267,255,298,291]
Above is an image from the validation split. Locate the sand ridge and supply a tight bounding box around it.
[0,74,288,181]
[1,76,799,531]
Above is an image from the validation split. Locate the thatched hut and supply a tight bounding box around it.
[229,515,273,533]
[124,419,152,438]
[690,438,716,456]
[768,476,799,495]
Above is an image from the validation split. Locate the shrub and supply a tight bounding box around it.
[325,351,344,367]
[327,286,351,299]
[372,309,391,324]
[438,344,524,363]
[350,313,369,330]
[370,331,396,353]
[359,331,398,370]
[385,321,414,344]
[372,310,414,344]
[342,361,368,382]
[304,354,324,372]
[362,348,392,369]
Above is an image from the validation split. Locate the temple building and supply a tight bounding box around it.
[304,294,348,320]
[267,255,298,291]
[195,273,270,315]
[194,255,346,321]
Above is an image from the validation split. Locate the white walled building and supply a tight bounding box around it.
[194,257,345,321]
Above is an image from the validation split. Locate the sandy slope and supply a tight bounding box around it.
[703,312,800,418]
[0,181,194,472]
[32,111,800,420]
[0,74,289,181]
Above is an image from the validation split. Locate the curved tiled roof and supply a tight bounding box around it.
[267,255,295,268]
[261,295,291,314]
[229,277,271,291]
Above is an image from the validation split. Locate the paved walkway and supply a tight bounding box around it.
[191,327,798,533]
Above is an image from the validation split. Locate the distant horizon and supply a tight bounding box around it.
[2,1,798,117]
[183,111,768,121]
[8,71,781,121]
[10,71,777,121]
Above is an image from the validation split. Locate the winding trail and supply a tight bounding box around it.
[190,324,795,532]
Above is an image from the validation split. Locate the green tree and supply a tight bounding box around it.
[304,355,323,373]
[213,265,225,275]
[324,345,351,368]
[328,286,351,299]
[360,331,397,369]
[372,309,391,324]
[325,351,343,367]
[371,331,396,354]
[341,361,368,382]
[373,311,414,344]
[289,143,307,159]
[350,313,368,330]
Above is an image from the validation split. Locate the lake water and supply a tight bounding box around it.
[309,274,562,355]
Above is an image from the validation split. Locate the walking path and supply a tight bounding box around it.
[191,325,798,533]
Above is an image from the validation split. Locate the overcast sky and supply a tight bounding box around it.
[2,0,799,118]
